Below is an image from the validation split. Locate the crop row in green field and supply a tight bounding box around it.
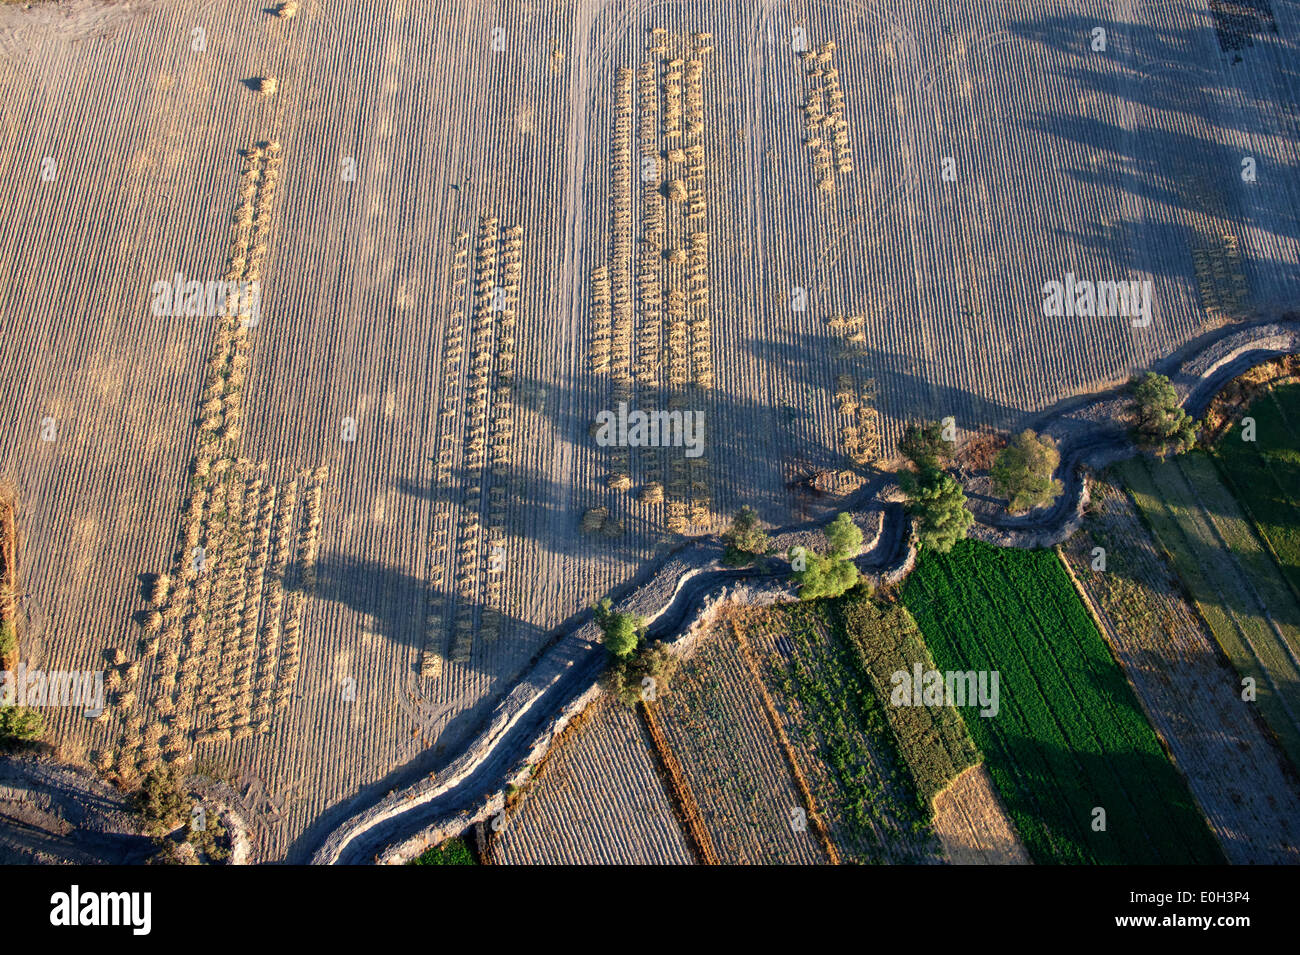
[902,540,1224,865]
[835,595,979,802]
[1119,454,1300,769]
[1212,382,1300,600]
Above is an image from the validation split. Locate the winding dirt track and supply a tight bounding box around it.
[312,316,1299,864]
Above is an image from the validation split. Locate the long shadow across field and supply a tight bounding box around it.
[1006,10,1300,306]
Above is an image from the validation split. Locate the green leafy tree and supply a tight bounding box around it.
[899,421,949,472]
[603,615,639,658]
[593,597,643,659]
[825,512,863,560]
[793,552,860,600]
[0,705,43,744]
[722,505,770,566]
[991,430,1063,513]
[902,470,974,553]
[1130,372,1198,457]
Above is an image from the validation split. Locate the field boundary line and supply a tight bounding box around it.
[0,493,17,672]
[638,700,718,865]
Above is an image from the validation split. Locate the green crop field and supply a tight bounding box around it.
[835,595,979,803]
[409,837,476,866]
[902,540,1224,865]
[1212,382,1300,600]
[1120,454,1300,770]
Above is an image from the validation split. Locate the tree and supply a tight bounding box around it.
[991,430,1063,513]
[593,598,672,706]
[135,765,192,836]
[606,643,679,707]
[603,614,639,658]
[902,470,974,553]
[899,421,949,472]
[824,512,863,560]
[793,552,860,600]
[722,506,770,566]
[1130,372,1198,457]
[593,598,643,660]
[0,706,43,744]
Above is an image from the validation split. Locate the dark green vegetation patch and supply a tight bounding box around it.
[410,837,476,866]
[903,540,1224,865]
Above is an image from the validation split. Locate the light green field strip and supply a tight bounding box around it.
[1142,459,1300,690]
[1119,457,1300,769]
[1177,453,1300,668]
[1213,383,1300,602]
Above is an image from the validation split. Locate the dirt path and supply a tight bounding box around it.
[0,754,154,865]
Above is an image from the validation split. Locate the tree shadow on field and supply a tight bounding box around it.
[299,553,553,683]
[398,360,887,554]
[1003,10,1300,310]
[751,336,1026,439]
[278,553,557,860]
[985,729,1229,864]
[393,462,668,567]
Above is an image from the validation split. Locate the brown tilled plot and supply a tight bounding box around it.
[2,0,1297,859]
[931,764,1031,865]
[488,697,694,865]
[653,623,829,864]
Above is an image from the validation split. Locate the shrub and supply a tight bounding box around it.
[606,642,678,706]
[991,430,1063,512]
[0,706,43,744]
[185,805,230,864]
[721,505,770,565]
[410,837,476,865]
[135,765,191,836]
